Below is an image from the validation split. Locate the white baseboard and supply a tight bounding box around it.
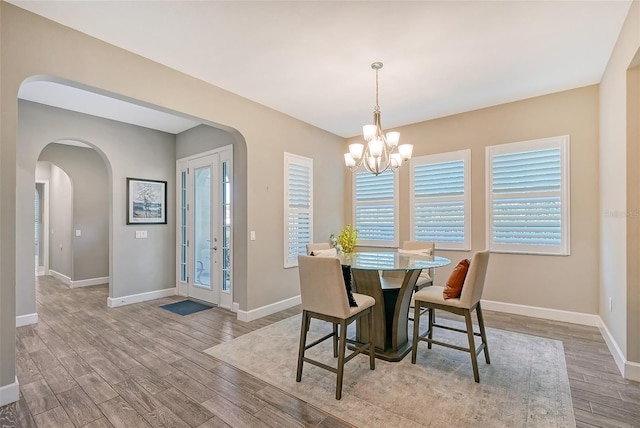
[236,295,301,322]
[70,276,109,288]
[107,287,176,308]
[481,299,600,326]
[232,302,239,313]
[49,269,70,285]
[16,312,38,327]
[481,299,640,382]
[0,377,19,407]
[597,319,640,382]
[625,360,640,382]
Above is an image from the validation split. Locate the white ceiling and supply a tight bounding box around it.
[10,0,633,138]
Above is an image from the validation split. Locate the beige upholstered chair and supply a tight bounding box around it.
[296,255,376,400]
[411,250,491,383]
[306,242,331,255]
[382,241,435,320]
[398,241,435,288]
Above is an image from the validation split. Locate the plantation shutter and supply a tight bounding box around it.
[487,136,569,255]
[410,150,470,250]
[284,153,313,267]
[414,161,465,244]
[354,170,397,246]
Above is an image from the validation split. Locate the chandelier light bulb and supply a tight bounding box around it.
[344,153,356,167]
[363,125,377,142]
[349,143,364,161]
[398,144,413,160]
[386,131,400,148]
[390,153,402,168]
[368,138,384,158]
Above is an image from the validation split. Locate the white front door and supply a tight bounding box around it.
[188,154,220,304]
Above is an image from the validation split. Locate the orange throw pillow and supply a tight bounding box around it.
[443,259,470,299]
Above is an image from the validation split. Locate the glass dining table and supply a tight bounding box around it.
[338,251,451,362]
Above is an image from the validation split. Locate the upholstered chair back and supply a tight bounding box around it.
[298,255,351,319]
[458,250,490,308]
[306,242,331,255]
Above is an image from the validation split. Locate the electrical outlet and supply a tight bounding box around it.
[609,297,613,313]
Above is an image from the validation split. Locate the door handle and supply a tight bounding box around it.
[211,246,218,251]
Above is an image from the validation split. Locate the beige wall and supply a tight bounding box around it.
[347,85,600,315]
[600,0,640,368]
[0,2,345,398]
[0,0,18,394]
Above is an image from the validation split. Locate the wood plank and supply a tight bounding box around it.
[125,365,172,395]
[57,387,103,426]
[40,364,78,394]
[163,370,216,404]
[32,405,74,428]
[82,417,115,428]
[253,405,306,428]
[154,387,215,428]
[172,358,268,415]
[58,352,94,379]
[201,395,271,428]
[111,378,162,415]
[253,386,327,427]
[19,379,60,415]
[76,372,119,405]
[98,397,152,428]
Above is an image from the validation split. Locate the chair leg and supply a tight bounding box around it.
[411,301,421,364]
[428,308,435,349]
[296,311,310,382]
[464,310,480,383]
[476,302,490,364]
[332,323,338,358]
[368,308,375,370]
[335,320,347,400]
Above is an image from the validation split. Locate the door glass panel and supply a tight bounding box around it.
[194,166,211,289]
[222,161,231,292]
[180,171,187,282]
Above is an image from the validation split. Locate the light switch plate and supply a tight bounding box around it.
[135,230,148,239]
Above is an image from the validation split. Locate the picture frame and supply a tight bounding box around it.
[126,177,167,225]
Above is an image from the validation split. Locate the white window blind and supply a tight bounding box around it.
[284,153,313,268]
[486,136,570,255]
[353,169,398,247]
[410,150,471,250]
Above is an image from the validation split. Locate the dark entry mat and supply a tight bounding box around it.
[160,299,215,316]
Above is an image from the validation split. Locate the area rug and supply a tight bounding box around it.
[159,299,215,316]
[204,314,575,427]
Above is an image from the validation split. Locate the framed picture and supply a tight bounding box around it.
[126,177,167,224]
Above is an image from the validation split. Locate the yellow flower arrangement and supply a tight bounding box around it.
[338,224,358,254]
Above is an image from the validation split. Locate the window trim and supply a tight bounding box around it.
[351,169,399,248]
[485,135,570,256]
[409,149,471,251]
[284,152,313,268]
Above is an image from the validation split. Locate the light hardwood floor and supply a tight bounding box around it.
[0,275,639,427]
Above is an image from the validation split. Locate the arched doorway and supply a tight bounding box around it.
[37,142,110,289]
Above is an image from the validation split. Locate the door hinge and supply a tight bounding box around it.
[187,240,190,247]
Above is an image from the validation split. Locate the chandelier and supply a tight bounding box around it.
[344,62,413,175]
